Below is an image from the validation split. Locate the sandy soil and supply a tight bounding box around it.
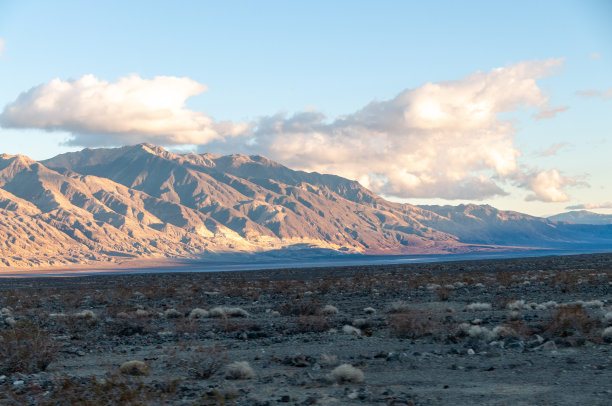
[0,253,611,405]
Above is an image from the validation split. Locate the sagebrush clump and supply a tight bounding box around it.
[329,364,364,383]
[225,361,254,380]
[0,321,58,375]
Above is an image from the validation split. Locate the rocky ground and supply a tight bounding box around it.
[0,253,611,405]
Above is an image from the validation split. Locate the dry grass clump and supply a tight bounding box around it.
[506,300,525,310]
[319,304,339,315]
[163,308,182,318]
[209,306,249,318]
[225,361,254,380]
[363,307,376,314]
[342,325,362,336]
[74,309,96,319]
[0,321,58,375]
[465,302,492,311]
[319,353,339,367]
[458,323,524,341]
[602,327,612,342]
[329,364,364,383]
[508,310,523,321]
[119,360,151,376]
[387,301,412,313]
[188,308,210,319]
[573,300,604,309]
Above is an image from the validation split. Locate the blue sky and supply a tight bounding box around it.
[0,0,610,216]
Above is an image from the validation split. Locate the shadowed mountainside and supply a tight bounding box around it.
[0,143,609,268]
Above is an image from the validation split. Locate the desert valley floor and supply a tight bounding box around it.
[1,253,612,405]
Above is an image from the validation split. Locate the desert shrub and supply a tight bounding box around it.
[387,301,412,314]
[319,305,339,315]
[119,360,150,376]
[388,310,443,339]
[0,320,58,374]
[209,306,248,318]
[329,364,364,383]
[506,300,526,310]
[465,302,492,311]
[342,325,362,336]
[188,308,209,319]
[215,319,258,334]
[74,309,96,319]
[573,300,604,309]
[319,353,339,367]
[278,296,322,316]
[495,271,514,287]
[363,307,376,314]
[163,308,182,318]
[550,271,580,293]
[188,346,228,379]
[295,315,330,333]
[544,305,597,338]
[0,374,180,405]
[105,318,149,337]
[435,285,453,301]
[225,361,254,380]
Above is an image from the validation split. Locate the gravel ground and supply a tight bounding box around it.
[0,253,611,405]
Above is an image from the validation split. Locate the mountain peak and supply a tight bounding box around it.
[0,153,38,171]
[136,143,167,156]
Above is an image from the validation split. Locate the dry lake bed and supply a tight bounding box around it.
[1,253,611,405]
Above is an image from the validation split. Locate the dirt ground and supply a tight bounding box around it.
[0,253,611,405]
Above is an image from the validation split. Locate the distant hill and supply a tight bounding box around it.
[0,143,610,268]
[548,210,612,225]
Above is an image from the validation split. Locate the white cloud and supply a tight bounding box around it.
[0,38,4,56]
[2,59,576,202]
[566,202,612,210]
[520,168,577,202]
[234,59,567,200]
[590,52,601,59]
[0,74,249,146]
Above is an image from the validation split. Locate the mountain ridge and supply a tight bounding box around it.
[548,210,612,225]
[0,144,609,268]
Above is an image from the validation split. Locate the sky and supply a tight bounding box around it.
[0,0,611,217]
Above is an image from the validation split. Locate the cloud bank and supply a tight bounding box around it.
[0,74,249,145]
[517,168,577,203]
[240,59,572,200]
[1,59,577,202]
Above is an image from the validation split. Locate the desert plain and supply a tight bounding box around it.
[0,253,610,405]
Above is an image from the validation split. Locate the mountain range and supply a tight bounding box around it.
[548,210,612,225]
[0,143,610,268]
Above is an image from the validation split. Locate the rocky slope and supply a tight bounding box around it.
[0,144,610,268]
